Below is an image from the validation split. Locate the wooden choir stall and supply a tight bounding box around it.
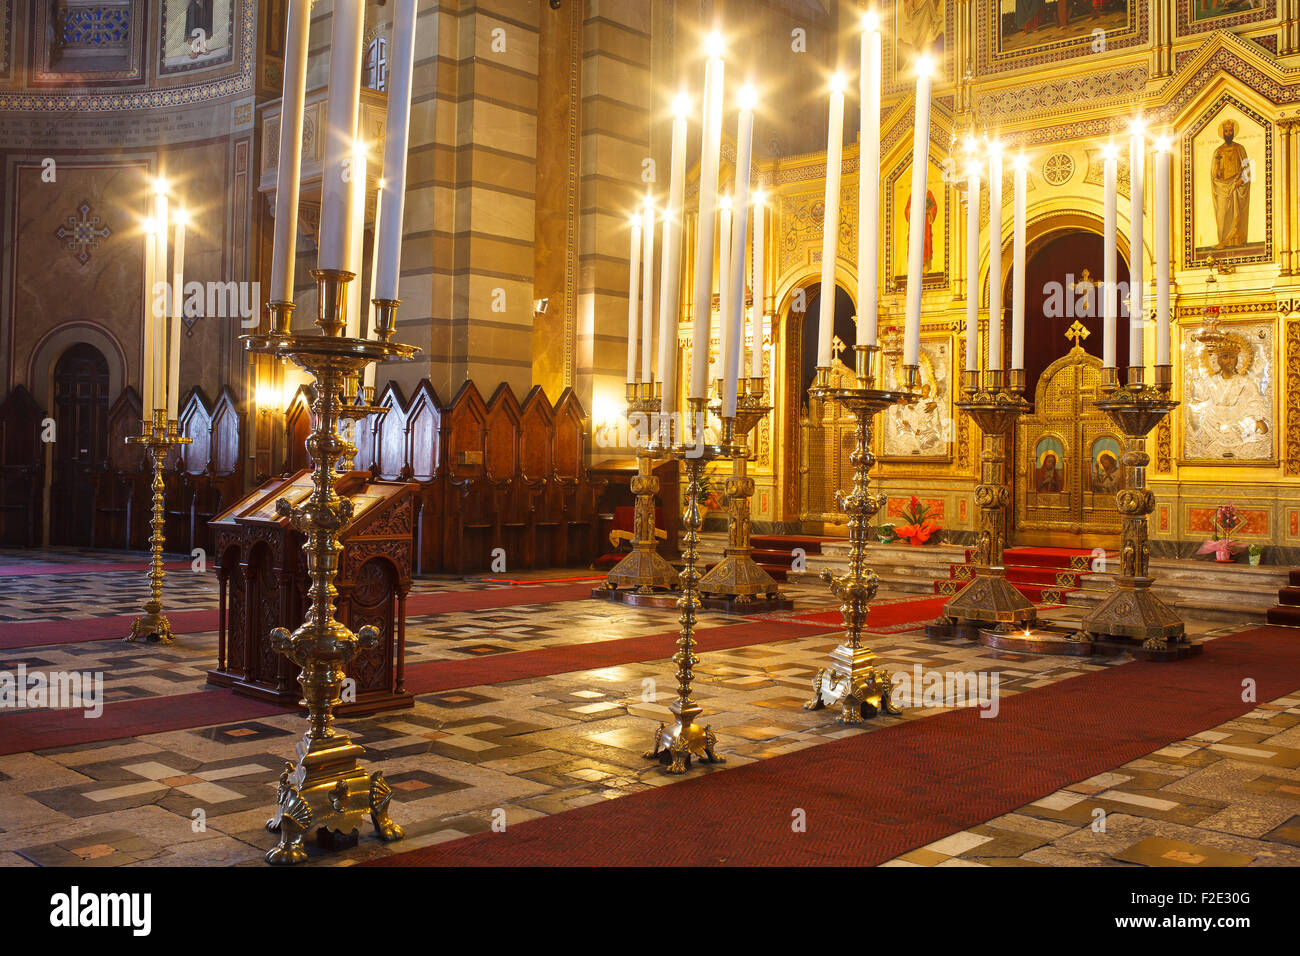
[206,469,416,716]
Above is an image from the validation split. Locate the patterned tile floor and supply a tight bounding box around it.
[0,548,1297,867]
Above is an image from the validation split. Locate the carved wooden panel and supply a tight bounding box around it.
[179,388,212,474]
[520,386,554,480]
[284,386,313,473]
[210,388,240,474]
[553,387,584,479]
[407,380,441,481]
[484,384,521,481]
[375,381,409,480]
[445,381,487,479]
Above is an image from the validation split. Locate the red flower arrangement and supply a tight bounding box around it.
[894,495,941,546]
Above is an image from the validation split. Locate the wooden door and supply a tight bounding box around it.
[50,343,110,545]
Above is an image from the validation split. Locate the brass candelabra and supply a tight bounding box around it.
[803,346,913,723]
[605,381,679,593]
[1081,364,1185,649]
[248,273,418,864]
[123,409,192,644]
[644,398,730,773]
[942,367,1036,633]
[336,376,389,473]
[699,377,780,602]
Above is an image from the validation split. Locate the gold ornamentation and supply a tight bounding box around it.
[1287,319,1300,476]
[245,269,418,864]
[700,380,780,601]
[644,404,727,774]
[607,386,679,594]
[1082,371,1186,649]
[802,347,911,724]
[944,374,1036,631]
[124,410,193,644]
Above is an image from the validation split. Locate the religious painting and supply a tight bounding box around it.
[881,337,952,461]
[1034,436,1066,493]
[161,0,234,74]
[1186,99,1271,267]
[1184,0,1275,32]
[886,158,948,290]
[1181,321,1274,463]
[1089,436,1122,493]
[896,0,945,67]
[0,0,10,80]
[996,0,1133,55]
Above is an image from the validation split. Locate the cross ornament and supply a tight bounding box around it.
[1065,320,1090,351]
[55,201,111,266]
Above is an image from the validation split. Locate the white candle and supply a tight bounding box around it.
[141,216,156,412]
[318,0,365,274]
[1011,155,1027,371]
[689,34,725,401]
[167,211,186,423]
[903,56,933,370]
[641,200,654,384]
[817,73,846,368]
[345,143,367,339]
[1155,138,1171,367]
[657,94,689,434]
[153,181,168,410]
[374,0,417,302]
[964,161,980,372]
[364,179,384,391]
[723,85,756,419]
[269,0,311,305]
[987,146,1003,372]
[716,194,732,388]
[1129,119,1146,368]
[626,214,641,383]
[858,12,882,348]
[751,191,765,379]
[1103,144,1118,368]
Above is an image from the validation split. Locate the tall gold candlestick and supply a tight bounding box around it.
[606,381,679,593]
[1081,364,1185,648]
[803,347,913,723]
[245,271,418,864]
[941,368,1036,633]
[644,399,728,773]
[124,409,192,644]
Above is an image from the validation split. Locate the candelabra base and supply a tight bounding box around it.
[605,547,680,594]
[643,698,724,775]
[1082,576,1187,649]
[264,733,403,865]
[698,553,781,602]
[942,567,1036,631]
[803,641,901,724]
[126,609,176,645]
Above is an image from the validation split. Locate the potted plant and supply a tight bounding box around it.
[1248,544,1263,567]
[1196,502,1245,562]
[894,496,941,546]
[877,523,896,544]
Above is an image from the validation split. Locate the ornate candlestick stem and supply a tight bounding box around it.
[124,409,192,644]
[645,399,725,773]
[699,377,780,602]
[803,349,912,723]
[942,368,1036,633]
[1082,365,1185,648]
[606,382,679,593]
[245,269,418,864]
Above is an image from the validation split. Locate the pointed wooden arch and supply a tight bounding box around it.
[552,387,586,478]
[520,386,555,481]
[484,384,522,481]
[406,379,442,481]
[444,381,488,479]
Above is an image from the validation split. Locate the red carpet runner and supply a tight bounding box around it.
[0,580,602,650]
[368,626,1300,867]
[0,615,848,755]
[782,595,953,631]
[0,560,197,577]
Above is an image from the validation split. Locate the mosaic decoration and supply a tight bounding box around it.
[0,0,252,111]
[888,0,954,92]
[55,202,111,266]
[1042,152,1075,185]
[1284,318,1300,475]
[160,0,235,75]
[1181,320,1274,464]
[881,336,953,461]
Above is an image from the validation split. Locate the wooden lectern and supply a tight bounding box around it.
[206,469,415,715]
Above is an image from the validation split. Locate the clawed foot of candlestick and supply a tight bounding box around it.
[125,612,175,645]
[804,665,901,723]
[644,720,725,774]
[369,771,404,842]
